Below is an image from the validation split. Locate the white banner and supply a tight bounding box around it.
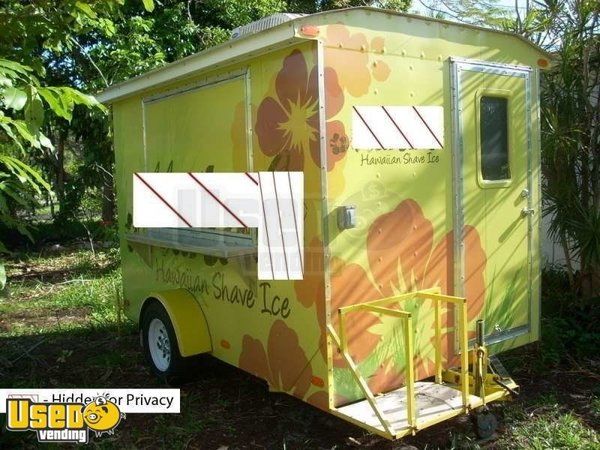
[133,172,304,280]
[0,389,180,413]
[352,105,444,149]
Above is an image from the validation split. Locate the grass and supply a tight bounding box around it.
[0,247,599,449]
[0,275,121,335]
[1,248,122,337]
[438,397,600,450]
[499,409,599,449]
[444,408,600,450]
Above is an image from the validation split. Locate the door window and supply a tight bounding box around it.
[480,96,510,181]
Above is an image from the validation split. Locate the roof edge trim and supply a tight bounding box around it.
[98,7,550,104]
[97,22,300,104]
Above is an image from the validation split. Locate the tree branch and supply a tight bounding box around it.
[69,36,109,88]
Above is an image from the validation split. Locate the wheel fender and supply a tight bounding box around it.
[141,289,212,357]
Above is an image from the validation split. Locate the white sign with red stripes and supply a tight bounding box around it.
[352,105,444,150]
[133,172,303,281]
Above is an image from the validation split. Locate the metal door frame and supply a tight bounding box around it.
[449,57,533,345]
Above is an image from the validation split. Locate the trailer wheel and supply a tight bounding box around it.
[474,409,498,440]
[141,301,185,379]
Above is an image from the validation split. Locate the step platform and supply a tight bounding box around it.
[335,381,482,435]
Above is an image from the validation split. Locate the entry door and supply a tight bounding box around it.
[451,58,533,343]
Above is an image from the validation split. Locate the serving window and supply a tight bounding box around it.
[133,71,255,256]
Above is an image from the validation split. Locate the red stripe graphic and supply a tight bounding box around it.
[187,173,248,228]
[353,106,384,149]
[134,173,192,227]
[272,172,289,279]
[287,172,304,276]
[382,106,414,149]
[245,172,258,185]
[412,106,443,148]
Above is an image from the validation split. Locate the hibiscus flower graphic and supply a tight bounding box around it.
[324,24,391,98]
[330,199,487,397]
[238,319,328,410]
[255,49,348,171]
[294,199,486,402]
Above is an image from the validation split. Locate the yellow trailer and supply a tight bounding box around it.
[99,7,549,439]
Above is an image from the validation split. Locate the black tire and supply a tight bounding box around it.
[141,301,187,381]
[474,409,499,440]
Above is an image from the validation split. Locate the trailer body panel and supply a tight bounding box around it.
[106,7,546,434]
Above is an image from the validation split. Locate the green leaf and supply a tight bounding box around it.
[0,121,22,150]
[0,75,12,87]
[62,87,107,114]
[142,0,155,12]
[37,132,54,150]
[39,87,104,121]
[44,87,74,121]
[2,87,27,110]
[100,18,116,37]
[0,156,51,204]
[75,1,98,18]
[4,156,51,191]
[15,223,33,242]
[2,184,32,206]
[64,88,100,107]
[24,94,45,133]
[38,87,70,120]
[10,120,38,147]
[0,59,32,75]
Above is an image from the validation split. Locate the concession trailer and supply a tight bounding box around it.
[98,7,549,439]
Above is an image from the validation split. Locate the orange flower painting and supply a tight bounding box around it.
[239,320,312,397]
[255,49,349,171]
[324,25,391,98]
[248,200,486,407]
[330,199,486,396]
[293,236,329,365]
[366,199,486,324]
[238,319,328,411]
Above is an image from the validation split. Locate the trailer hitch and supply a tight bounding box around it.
[493,377,519,397]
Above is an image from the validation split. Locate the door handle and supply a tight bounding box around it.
[521,207,535,217]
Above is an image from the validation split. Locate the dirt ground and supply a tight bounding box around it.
[0,326,598,449]
[0,249,598,449]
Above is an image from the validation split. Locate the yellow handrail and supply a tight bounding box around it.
[413,289,470,410]
[338,303,415,433]
[334,287,472,437]
[328,324,396,436]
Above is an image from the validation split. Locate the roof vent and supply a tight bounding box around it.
[231,13,306,39]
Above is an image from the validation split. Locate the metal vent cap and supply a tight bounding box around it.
[230,13,306,39]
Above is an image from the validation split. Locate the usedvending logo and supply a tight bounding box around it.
[6,394,124,444]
